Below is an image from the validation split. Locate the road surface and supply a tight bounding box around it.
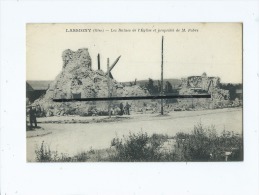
[27,108,242,161]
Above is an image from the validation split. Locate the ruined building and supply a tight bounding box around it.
[179,72,230,101]
[34,48,149,116]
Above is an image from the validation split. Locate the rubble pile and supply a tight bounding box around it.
[180,73,220,90]
[178,73,230,110]
[34,48,149,116]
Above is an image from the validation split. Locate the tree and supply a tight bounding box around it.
[219,83,242,100]
[164,81,173,94]
[145,78,156,94]
[164,81,178,103]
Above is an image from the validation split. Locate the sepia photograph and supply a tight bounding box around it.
[26,23,243,162]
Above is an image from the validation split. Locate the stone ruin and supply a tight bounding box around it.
[34,48,150,116]
[177,72,230,110]
[33,51,233,115]
[179,72,229,100]
[180,72,220,91]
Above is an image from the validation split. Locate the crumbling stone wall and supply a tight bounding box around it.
[178,73,230,110]
[180,72,220,91]
[34,48,150,116]
[62,48,92,70]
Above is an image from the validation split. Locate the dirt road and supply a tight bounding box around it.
[27,108,242,161]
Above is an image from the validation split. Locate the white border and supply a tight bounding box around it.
[1,1,259,195]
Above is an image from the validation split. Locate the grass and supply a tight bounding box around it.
[109,132,169,162]
[174,123,243,161]
[35,141,89,162]
[34,123,243,162]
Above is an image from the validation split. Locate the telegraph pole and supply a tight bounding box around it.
[161,36,164,115]
[97,54,100,70]
[107,58,111,118]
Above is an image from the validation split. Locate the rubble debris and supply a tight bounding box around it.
[34,48,150,116]
[178,72,230,110]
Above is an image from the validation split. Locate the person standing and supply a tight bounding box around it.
[125,102,130,115]
[119,102,124,115]
[29,106,37,128]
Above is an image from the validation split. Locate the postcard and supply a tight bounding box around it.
[26,23,243,162]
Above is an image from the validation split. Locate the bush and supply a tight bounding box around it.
[109,132,168,162]
[175,123,243,161]
[73,152,89,162]
[35,141,55,162]
[35,124,243,162]
[35,141,89,162]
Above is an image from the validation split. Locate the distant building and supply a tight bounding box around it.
[26,80,52,102]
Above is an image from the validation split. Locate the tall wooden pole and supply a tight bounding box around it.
[104,56,121,76]
[161,36,164,115]
[107,58,111,118]
[97,54,100,70]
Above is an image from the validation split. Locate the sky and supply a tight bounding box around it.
[27,23,242,83]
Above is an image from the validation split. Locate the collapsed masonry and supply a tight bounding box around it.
[34,48,150,116]
[177,72,230,109]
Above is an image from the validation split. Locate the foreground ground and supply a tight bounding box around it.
[27,108,242,161]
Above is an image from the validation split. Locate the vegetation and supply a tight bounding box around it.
[174,123,243,161]
[144,78,178,103]
[35,141,89,162]
[219,83,242,100]
[35,123,243,162]
[144,78,178,95]
[109,132,169,162]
